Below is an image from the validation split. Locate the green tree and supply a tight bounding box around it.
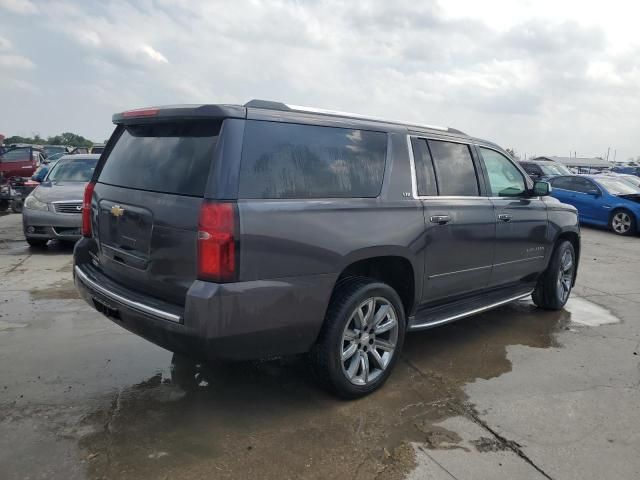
[3,132,94,148]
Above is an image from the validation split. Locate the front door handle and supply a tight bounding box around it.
[430,215,451,225]
[498,213,513,222]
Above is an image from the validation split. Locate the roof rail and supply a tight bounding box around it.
[244,99,466,135]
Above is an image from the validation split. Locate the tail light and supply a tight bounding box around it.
[197,201,237,282]
[82,182,96,237]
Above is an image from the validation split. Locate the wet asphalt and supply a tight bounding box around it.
[1,212,639,479]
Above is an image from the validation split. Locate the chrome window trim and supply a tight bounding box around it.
[407,134,490,201]
[74,265,182,323]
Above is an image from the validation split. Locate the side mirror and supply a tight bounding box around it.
[587,189,600,197]
[533,180,551,196]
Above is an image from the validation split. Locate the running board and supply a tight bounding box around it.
[408,289,533,331]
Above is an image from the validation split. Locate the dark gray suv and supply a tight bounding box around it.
[73,100,580,398]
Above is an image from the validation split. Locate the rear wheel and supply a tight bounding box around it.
[310,277,406,398]
[609,209,636,236]
[532,240,575,310]
[26,238,48,248]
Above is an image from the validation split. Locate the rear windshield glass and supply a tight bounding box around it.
[98,121,220,197]
[0,148,31,162]
[239,120,387,199]
[48,158,97,182]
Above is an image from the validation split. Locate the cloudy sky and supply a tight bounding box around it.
[1,0,638,160]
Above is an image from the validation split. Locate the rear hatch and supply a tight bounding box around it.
[92,120,222,305]
[0,148,36,178]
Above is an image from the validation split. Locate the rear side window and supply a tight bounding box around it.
[411,137,438,196]
[428,140,479,196]
[239,120,387,199]
[98,121,220,197]
[550,176,576,191]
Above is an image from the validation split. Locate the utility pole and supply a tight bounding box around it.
[613,149,617,162]
[606,147,610,162]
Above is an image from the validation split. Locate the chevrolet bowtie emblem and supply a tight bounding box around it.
[110,205,125,217]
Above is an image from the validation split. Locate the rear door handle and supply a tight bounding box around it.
[498,214,512,222]
[430,215,451,225]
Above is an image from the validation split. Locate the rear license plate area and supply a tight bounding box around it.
[93,297,121,320]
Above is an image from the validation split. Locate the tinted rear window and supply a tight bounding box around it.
[239,120,387,199]
[98,121,220,197]
[0,148,31,162]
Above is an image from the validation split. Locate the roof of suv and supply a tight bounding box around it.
[112,99,500,149]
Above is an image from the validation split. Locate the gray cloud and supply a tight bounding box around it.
[0,0,637,159]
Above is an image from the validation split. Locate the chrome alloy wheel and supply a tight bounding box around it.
[340,297,399,386]
[556,249,574,303]
[612,212,632,234]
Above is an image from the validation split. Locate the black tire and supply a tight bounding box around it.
[532,240,575,310]
[309,277,406,399]
[10,199,23,213]
[609,209,636,236]
[26,238,48,248]
[0,199,9,212]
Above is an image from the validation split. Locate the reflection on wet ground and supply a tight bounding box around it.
[73,300,576,480]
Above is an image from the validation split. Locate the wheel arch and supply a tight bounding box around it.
[331,251,419,318]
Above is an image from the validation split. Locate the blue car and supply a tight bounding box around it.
[549,175,640,236]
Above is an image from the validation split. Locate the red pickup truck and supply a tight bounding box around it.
[0,147,45,179]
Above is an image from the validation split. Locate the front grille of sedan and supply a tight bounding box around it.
[53,201,83,214]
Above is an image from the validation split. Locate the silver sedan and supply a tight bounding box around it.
[22,155,99,247]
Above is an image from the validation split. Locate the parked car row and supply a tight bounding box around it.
[516,158,640,236]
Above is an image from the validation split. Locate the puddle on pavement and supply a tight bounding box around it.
[74,299,578,480]
[563,297,620,326]
[29,279,79,300]
[2,294,619,479]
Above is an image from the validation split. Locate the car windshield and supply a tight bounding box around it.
[44,146,66,156]
[47,158,97,182]
[618,176,640,188]
[539,163,572,176]
[596,177,640,195]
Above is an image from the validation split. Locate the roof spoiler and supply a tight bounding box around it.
[113,104,246,124]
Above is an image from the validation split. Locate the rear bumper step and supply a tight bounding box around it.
[74,265,182,323]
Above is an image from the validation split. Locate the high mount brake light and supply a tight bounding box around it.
[122,108,159,118]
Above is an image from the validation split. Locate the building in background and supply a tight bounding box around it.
[533,156,611,173]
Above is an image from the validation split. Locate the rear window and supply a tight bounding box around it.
[239,120,387,199]
[98,121,220,197]
[0,148,31,162]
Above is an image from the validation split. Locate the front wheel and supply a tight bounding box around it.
[609,209,636,236]
[532,240,575,310]
[310,278,406,398]
[26,237,48,248]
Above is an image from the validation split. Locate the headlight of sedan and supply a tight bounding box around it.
[24,195,49,211]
